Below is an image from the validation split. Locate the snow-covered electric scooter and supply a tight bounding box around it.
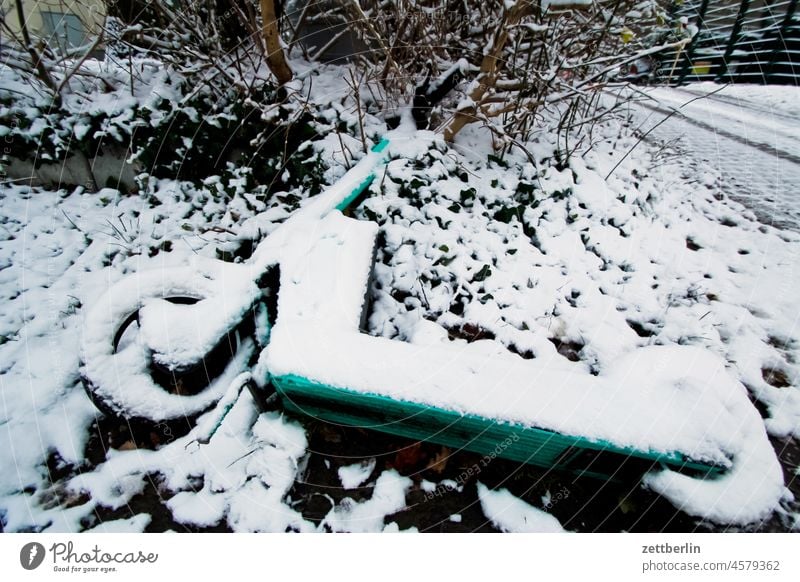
[80,135,776,500]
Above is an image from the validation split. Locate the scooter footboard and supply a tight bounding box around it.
[272,373,726,481]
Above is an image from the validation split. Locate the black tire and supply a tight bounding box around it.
[79,264,267,428]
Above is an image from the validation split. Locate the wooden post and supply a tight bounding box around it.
[260,0,293,84]
[443,2,531,141]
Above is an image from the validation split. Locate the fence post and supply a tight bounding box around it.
[765,0,799,82]
[677,0,711,85]
[715,0,752,82]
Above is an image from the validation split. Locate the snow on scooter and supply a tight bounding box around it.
[79,135,783,525]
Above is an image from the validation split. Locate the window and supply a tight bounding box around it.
[40,11,86,51]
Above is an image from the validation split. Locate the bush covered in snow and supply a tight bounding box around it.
[289,0,690,151]
[1,57,342,198]
[2,0,693,187]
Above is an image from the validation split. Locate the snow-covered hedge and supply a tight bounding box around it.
[0,57,336,198]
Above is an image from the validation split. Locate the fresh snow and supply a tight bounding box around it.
[0,65,798,531]
[478,483,568,532]
[80,262,260,421]
[643,86,800,161]
[629,83,800,231]
[84,513,152,533]
[338,458,377,489]
[265,137,785,524]
[322,470,412,533]
[676,82,800,120]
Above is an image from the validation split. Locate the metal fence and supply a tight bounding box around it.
[657,0,799,84]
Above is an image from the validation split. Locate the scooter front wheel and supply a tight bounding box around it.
[79,266,265,429]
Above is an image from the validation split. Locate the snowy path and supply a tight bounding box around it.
[630,85,800,231]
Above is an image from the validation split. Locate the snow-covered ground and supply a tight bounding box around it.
[630,83,800,231]
[1,73,799,532]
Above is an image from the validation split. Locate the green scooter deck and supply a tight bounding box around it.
[268,136,727,482]
[272,373,727,481]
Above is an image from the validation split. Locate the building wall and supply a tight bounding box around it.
[2,0,106,48]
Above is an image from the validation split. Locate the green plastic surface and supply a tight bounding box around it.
[272,373,727,480]
[334,139,391,212]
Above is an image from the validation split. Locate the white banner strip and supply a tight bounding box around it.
[2,533,798,581]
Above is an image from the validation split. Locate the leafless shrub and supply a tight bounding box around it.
[295,0,691,159]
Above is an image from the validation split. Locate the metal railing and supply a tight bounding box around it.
[657,0,799,85]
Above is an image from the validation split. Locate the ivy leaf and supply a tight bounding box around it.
[473,264,492,282]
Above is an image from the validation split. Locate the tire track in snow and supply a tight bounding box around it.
[637,99,800,166]
[630,98,800,232]
[668,87,800,127]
